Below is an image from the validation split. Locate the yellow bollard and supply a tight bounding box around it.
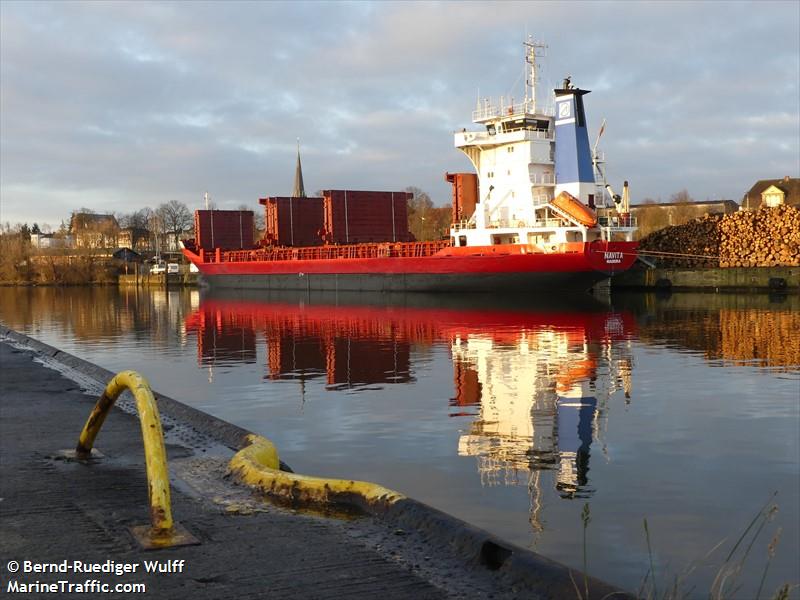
[75,370,198,549]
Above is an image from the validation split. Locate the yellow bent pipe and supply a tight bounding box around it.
[229,434,405,511]
[76,370,173,534]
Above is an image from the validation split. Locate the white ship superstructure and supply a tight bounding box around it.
[451,38,636,250]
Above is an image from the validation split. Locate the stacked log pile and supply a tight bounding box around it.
[638,205,800,268]
[638,215,722,267]
[718,205,800,267]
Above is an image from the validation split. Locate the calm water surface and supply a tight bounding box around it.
[1,286,798,597]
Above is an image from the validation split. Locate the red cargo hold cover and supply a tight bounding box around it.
[321,190,413,244]
[260,197,324,247]
[195,210,255,250]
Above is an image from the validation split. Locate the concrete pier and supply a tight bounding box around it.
[118,273,198,287]
[611,266,799,291]
[0,330,630,599]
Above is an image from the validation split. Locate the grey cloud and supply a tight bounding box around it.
[1,1,797,226]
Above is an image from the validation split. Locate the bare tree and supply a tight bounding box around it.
[118,208,153,250]
[405,186,435,240]
[148,208,165,254]
[239,204,264,233]
[0,223,33,282]
[669,189,693,204]
[405,186,434,214]
[119,208,151,230]
[669,189,700,226]
[156,200,192,249]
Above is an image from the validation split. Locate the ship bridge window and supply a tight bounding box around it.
[503,118,549,133]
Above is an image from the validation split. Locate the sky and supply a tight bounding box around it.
[1,0,798,229]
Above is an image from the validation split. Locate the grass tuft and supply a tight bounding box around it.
[575,492,791,600]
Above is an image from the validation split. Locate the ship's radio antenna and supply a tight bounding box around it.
[592,120,608,204]
[524,36,547,113]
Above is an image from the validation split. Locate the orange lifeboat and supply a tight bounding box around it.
[550,191,598,227]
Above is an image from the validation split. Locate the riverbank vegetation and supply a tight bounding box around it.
[0,225,119,285]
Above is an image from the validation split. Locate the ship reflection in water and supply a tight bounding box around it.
[448,308,634,530]
[185,291,636,517]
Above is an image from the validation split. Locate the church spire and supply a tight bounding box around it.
[292,138,306,198]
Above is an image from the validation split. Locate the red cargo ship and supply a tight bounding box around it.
[182,41,638,293]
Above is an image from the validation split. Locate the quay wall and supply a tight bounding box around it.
[611,266,799,292]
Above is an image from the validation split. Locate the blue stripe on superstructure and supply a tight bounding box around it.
[554,92,596,185]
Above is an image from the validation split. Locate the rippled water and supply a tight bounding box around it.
[1,286,798,597]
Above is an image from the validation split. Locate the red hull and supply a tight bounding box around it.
[182,240,637,293]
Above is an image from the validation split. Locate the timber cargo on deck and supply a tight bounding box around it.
[181,38,639,293]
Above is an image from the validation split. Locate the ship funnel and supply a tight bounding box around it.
[554,83,596,205]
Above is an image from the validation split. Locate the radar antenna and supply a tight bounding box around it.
[524,36,547,113]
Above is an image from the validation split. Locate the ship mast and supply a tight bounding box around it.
[524,36,547,115]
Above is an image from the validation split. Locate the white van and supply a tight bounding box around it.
[150,263,166,274]
[167,263,180,274]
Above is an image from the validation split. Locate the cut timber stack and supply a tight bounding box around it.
[718,205,800,267]
[638,205,800,268]
[638,214,722,268]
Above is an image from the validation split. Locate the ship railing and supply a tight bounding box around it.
[205,240,452,263]
[472,100,554,122]
[457,129,552,144]
[598,215,637,229]
[451,220,476,232]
